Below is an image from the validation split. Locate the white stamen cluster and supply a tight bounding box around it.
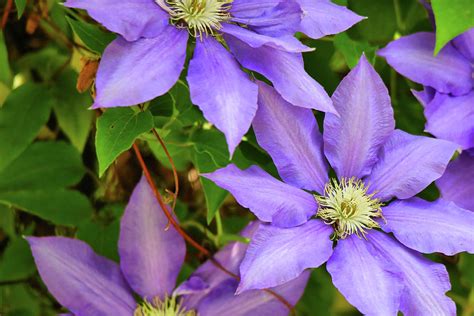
[158,0,233,39]
[315,177,383,239]
[134,296,196,316]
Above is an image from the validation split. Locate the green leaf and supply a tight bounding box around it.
[0,189,92,226]
[0,204,15,236]
[0,142,92,225]
[96,108,154,176]
[149,93,175,117]
[14,0,27,18]
[0,284,44,316]
[296,268,336,315]
[333,33,377,68]
[432,0,474,54]
[194,151,229,224]
[0,83,53,172]
[66,17,116,54]
[459,253,474,286]
[192,129,230,167]
[171,81,204,125]
[0,238,35,282]
[51,69,94,152]
[148,128,192,171]
[191,129,230,223]
[77,219,120,261]
[0,31,12,86]
[348,0,397,43]
[0,142,85,191]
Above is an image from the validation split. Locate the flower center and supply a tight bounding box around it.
[134,296,196,316]
[157,0,233,39]
[315,177,383,239]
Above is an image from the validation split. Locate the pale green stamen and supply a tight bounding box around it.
[134,296,196,316]
[315,177,384,239]
[157,0,233,39]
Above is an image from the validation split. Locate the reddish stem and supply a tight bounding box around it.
[1,0,13,29]
[152,128,179,213]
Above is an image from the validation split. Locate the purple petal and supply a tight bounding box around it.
[203,165,318,227]
[178,222,261,309]
[452,28,474,61]
[179,221,309,315]
[411,87,436,108]
[93,28,188,108]
[221,23,312,53]
[365,130,457,202]
[187,37,258,155]
[327,235,403,315]
[381,197,474,255]
[197,272,309,316]
[226,35,335,114]
[324,55,395,179]
[238,220,333,292]
[424,91,474,150]
[378,32,472,96]
[230,0,302,37]
[27,237,135,315]
[174,276,210,296]
[436,152,474,211]
[253,81,328,193]
[64,0,168,42]
[296,0,364,39]
[368,231,456,316]
[118,176,186,300]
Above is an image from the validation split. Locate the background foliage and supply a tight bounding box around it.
[0,0,473,315]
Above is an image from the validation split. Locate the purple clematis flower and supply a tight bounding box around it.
[204,55,474,315]
[175,221,310,316]
[26,176,308,315]
[436,151,474,212]
[64,0,363,154]
[378,28,474,150]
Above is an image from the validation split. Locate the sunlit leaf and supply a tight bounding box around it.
[432,0,474,54]
[96,108,154,176]
[334,33,377,68]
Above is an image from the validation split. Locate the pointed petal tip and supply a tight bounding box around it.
[24,236,37,245]
[90,103,101,110]
[226,139,239,159]
[377,46,388,57]
[234,283,245,295]
[355,53,374,70]
[188,37,257,157]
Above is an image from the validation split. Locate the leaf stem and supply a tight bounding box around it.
[393,0,405,32]
[0,278,29,286]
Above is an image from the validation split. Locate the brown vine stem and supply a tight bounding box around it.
[151,128,179,214]
[1,0,12,29]
[131,143,295,314]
